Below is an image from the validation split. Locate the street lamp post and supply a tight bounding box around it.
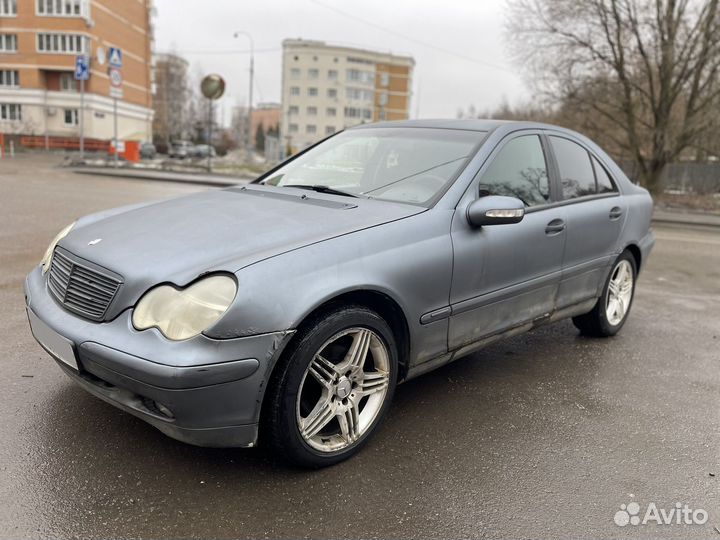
[233,31,254,160]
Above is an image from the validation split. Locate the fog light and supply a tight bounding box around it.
[143,397,174,419]
[155,401,174,418]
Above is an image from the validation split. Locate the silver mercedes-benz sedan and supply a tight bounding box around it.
[25,120,655,467]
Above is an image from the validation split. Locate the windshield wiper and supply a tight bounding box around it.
[283,184,359,198]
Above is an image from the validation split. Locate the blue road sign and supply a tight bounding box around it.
[74,55,89,81]
[108,47,122,68]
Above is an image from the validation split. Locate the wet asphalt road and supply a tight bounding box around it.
[1,154,719,539]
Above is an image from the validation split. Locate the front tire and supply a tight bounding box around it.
[572,251,637,337]
[263,305,398,468]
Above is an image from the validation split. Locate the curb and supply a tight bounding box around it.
[651,216,720,228]
[71,167,251,188]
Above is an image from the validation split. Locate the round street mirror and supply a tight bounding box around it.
[201,74,226,100]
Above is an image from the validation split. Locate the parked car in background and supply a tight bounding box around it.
[168,141,193,159]
[25,120,655,467]
[140,142,157,159]
[189,144,217,159]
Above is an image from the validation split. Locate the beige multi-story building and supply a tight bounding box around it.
[152,52,188,146]
[281,39,414,152]
[0,0,154,147]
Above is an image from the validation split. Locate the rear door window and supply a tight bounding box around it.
[549,136,596,199]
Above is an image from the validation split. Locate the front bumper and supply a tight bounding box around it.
[25,267,294,448]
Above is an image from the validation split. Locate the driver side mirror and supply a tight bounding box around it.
[466,195,525,227]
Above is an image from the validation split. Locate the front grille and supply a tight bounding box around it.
[48,248,121,321]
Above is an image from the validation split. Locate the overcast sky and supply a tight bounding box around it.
[153,0,528,124]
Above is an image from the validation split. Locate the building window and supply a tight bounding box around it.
[326,107,336,116]
[288,105,299,115]
[0,0,17,16]
[379,92,388,106]
[38,33,87,54]
[380,72,390,86]
[307,87,318,97]
[346,87,374,101]
[344,107,372,119]
[0,103,22,121]
[346,69,374,84]
[290,68,300,79]
[64,108,79,126]
[327,88,337,99]
[288,123,298,133]
[0,34,17,52]
[328,69,338,80]
[308,68,319,79]
[325,126,335,135]
[290,86,300,96]
[306,124,316,134]
[37,0,87,16]
[307,106,317,116]
[379,111,387,121]
[0,70,19,87]
[60,72,77,92]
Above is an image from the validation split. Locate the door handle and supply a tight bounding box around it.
[545,218,566,235]
[609,206,623,220]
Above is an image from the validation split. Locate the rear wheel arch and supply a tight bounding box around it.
[624,243,642,272]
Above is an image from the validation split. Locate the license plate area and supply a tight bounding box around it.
[27,309,78,371]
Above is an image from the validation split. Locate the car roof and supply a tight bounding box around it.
[349,118,566,133]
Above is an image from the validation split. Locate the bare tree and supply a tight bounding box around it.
[507,0,720,193]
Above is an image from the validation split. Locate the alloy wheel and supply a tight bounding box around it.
[606,259,634,326]
[296,327,390,452]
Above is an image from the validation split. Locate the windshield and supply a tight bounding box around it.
[260,127,485,206]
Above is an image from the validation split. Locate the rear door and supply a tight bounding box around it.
[448,132,566,350]
[547,135,626,309]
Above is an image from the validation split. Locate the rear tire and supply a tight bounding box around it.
[263,305,398,468]
[572,251,637,337]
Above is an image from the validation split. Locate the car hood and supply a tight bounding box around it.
[57,185,423,316]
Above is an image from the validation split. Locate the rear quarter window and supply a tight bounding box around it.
[592,156,617,193]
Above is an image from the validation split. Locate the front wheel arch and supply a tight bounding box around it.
[284,288,411,381]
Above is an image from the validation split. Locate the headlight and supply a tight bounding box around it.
[41,221,76,274]
[132,275,237,341]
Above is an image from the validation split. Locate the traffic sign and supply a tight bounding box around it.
[109,67,123,98]
[108,47,122,68]
[74,55,89,81]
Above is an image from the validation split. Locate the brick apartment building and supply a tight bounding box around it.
[0,0,154,148]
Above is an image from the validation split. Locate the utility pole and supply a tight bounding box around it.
[233,31,254,159]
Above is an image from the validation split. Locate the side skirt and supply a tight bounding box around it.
[403,297,598,382]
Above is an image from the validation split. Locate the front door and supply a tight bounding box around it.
[448,133,566,350]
